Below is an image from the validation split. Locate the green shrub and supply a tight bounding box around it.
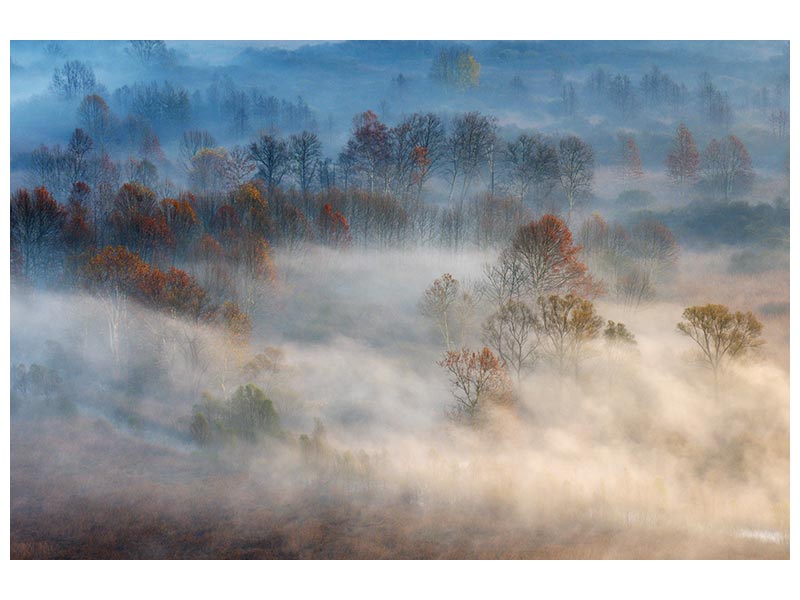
[228,384,280,441]
[189,412,212,446]
[190,384,280,446]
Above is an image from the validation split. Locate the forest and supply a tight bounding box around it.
[9,40,790,559]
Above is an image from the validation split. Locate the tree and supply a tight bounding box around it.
[403,112,445,198]
[10,187,67,283]
[81,246,150,365]
[430,46,481,91]
[160,195,199,255]
[78,95,113,150]
[51,60,96,100]
[419,273,461,350]
[445,112,497,205]
[249,133,289,191]
[614,266,655,309]
[189,148,230,195]
[618,135,644,181]
[228,384,281,441]
[628,219,679,283]
[508,214,597,300]
[603,320,636,347]
[557,135,594,221]
[191,384,280,445]
[387,118,420,198]
[502,134,560,207]
[438,347,513,424]
[677,304,764,391]
[602,320,637,389]
[63,182,96,259]
[701,135,754,200]
[482,299,538,380]
[110,183,172,260]
[189,412,212,446]
[229,182,270,235]
[288,130,322,195]
[28,144,71,200]
[562,83,577,117]
[179,129,216,173]
[113,181,158,217]
[67,128,93,183]
[503,134,539,204]
[127,40,169,66]
[666,124,700,185]
[534,294,603,377]
[224,145,256,188]
[769,109,789,141]
[481,248,527,308]
[578,214,627,283]
[345,110,390,194]
[317,203,351,248]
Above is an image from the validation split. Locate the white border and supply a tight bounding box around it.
[1,1,798,598]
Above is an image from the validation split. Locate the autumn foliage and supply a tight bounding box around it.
[510,214,600,299]
[318,203,352,247]
[81,245,248,337]
[677,304,764,380]
[438,347,514,423]
[666,123,700,184]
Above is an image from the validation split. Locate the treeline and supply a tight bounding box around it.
[13,104,764,344]
[23,105,762,233]
[553,63,788,137]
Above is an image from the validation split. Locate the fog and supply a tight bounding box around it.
[9,40,789,558]
[11,245,789,558]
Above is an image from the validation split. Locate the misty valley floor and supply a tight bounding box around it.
[10,417,788,560]
[9,247,790,560]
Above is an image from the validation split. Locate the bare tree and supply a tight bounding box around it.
[438,347,513,424]
[179,130,217,173]
[629,219,679,283]
[78,95,113,150]
[482,299,538,380]
[445,112,497,205]
[419,273,475,351]
[11,187,67,283]
[127,41,169,66]
[288,131,322,195]
[701,135,754,200]
[614,266,655,309]
[51,60,97,100]
[503,134,537,204]
[480,248,526,308]
[345,110,391,194]
[249,133,289,192]
[66,128,93,183]
[557,135,594,221]
[225,146,256,188]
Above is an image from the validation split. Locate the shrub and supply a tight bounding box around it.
[190,384,280,445]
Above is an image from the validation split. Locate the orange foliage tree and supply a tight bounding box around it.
[665,123,700,185]
[160,194,199,256]
[318,203,352,248]
[111,183,173,261]
[509,214,599,300]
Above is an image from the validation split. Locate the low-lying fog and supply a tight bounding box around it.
[10,245,789,558]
